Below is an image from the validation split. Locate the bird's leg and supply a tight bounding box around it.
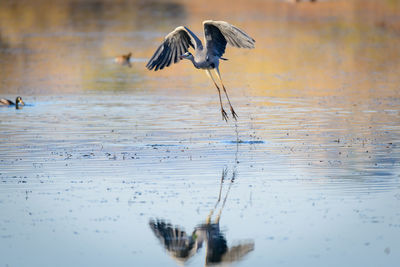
[215,170,235,224]
[206,69,228,122]
[214,67,238,120]
[207,168,227,224]
[206,210,213,224]
[217,168,227,203]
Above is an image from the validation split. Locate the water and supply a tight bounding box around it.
[1,0,400,266]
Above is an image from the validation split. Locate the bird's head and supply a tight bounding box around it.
[16,96,24,106]
[179,52,193,60]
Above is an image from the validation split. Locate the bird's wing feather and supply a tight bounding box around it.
[146,26,201,71]
[149,219,196,260]
[0,99,13,105]
[203,20,255,58]
[221,242,255,263]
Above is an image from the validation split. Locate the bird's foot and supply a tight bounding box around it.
[221,108,228,122]
[231,107,238,121]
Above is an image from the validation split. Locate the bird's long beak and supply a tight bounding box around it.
[179,55,184,60]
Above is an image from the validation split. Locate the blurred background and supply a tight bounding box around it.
[0,0,399,98]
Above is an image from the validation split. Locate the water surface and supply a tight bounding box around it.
[1,0,400,266]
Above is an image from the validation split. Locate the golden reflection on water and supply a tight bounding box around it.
[0,0,400,99]
[1,0,399,140]
[0,0,399,98]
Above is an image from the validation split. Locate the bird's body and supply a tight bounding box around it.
[146,20,255,121]
[0,96,24,109]
[115,52,132,67]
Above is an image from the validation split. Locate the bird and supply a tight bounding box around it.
[0,96,25,109]
[149,218,254,265]
[149,168,254,265]
[146,20,255,121]
[114,52,132,67]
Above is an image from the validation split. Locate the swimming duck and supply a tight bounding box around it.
[114,52,132,67]
[0,96,25,109]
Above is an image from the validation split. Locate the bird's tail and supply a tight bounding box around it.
[220,57,228,61]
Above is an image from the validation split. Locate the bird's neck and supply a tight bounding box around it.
[189,56,200,69]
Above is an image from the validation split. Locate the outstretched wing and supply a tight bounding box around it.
[221,241,255,263]
[203,20,255,58]
[149,219,196,261]
[146,26,201,71]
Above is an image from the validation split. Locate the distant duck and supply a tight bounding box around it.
[0,96,25,109]
[114,52,132,67]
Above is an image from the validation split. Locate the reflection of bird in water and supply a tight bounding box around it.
[146,20,255,121]
[0,96,25,109]
[114,52,132,67]
[149,220,196,265]
[149,168,254,266]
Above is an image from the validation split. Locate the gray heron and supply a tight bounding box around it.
[146,20,255,121]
